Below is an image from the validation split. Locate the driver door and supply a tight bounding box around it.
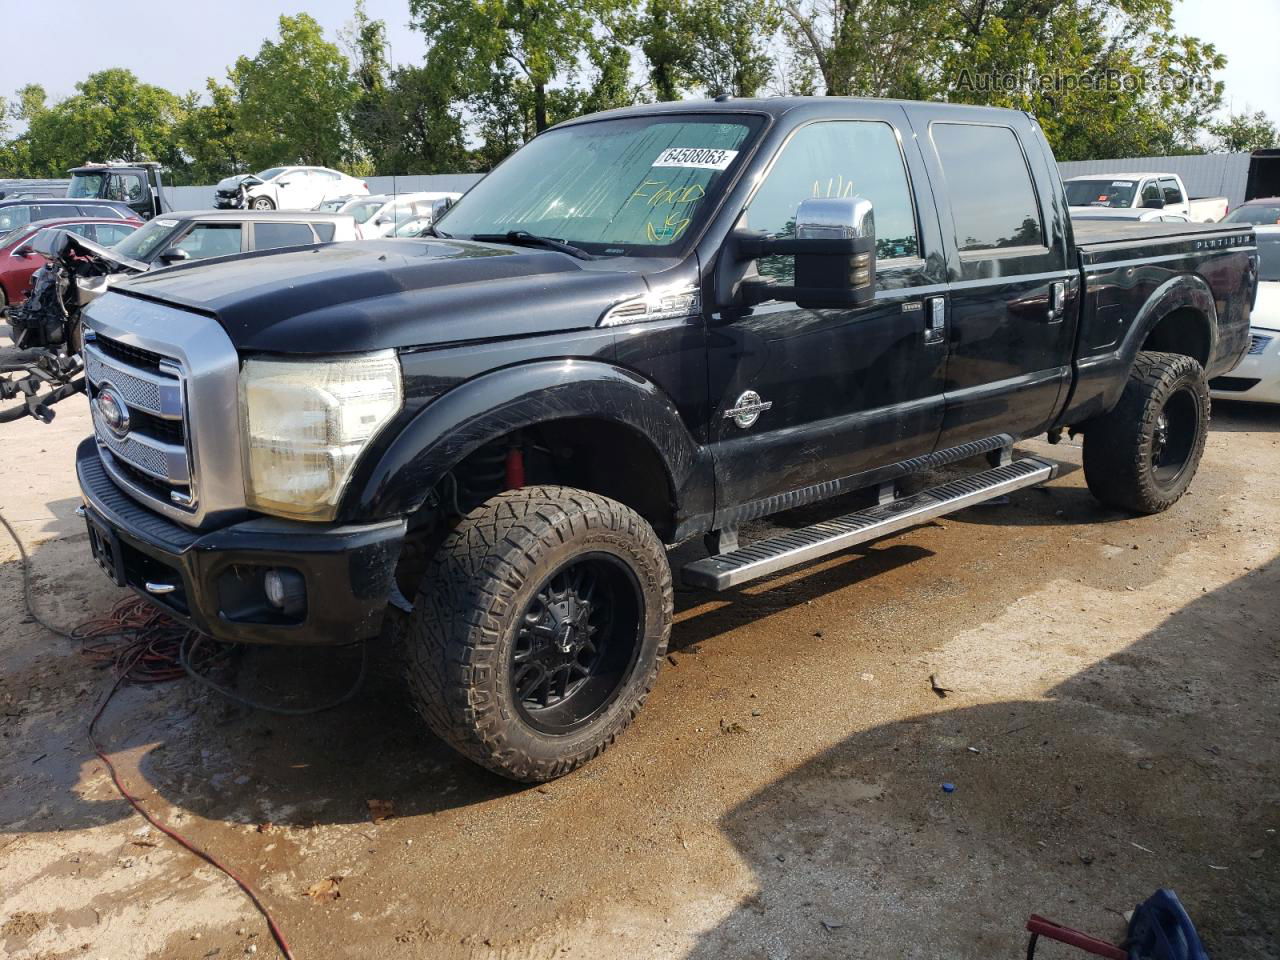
[706,107,949,521]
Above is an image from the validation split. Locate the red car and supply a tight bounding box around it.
[0,216,141,313]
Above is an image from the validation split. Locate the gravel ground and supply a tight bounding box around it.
[1,394,1277,960]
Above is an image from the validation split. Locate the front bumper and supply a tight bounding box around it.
[77,438,405,645]
[1209,327,1280,404]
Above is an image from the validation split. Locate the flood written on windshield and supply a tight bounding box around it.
[437,114,763,256]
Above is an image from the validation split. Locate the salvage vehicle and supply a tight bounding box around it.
[0,216,140,313]
[1064,172,1228,223]
[1222,197,1280,226]
[1071,208,1191,224]
[213,166,369,211]
[67,98,1256,782]
[0,198,136,232]
[1210,225,1279,403]
[339,192,462,238]
[67,162,170,220]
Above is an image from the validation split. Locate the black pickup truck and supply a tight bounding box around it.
[75,98,1258,781]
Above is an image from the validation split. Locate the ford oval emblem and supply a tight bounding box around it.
[95,383,130,439]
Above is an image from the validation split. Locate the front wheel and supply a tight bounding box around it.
[250,196,275,211]
[405,486,673,782]
[1081,351,1210,514]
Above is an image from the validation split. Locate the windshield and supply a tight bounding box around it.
[342,199,386,223]
[438,114,762,256]
[1259,234,1280,282]
[112,218,182,262]
[1065,179,1137,208]
[256,167,287,182]
[1225,203,1280,225]
[68,173,105,198]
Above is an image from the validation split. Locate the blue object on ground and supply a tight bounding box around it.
[1127,889,1210,960]
[941,782,956,793]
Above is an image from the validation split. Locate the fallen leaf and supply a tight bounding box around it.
[305,876,342,901]
[367,799,395,823]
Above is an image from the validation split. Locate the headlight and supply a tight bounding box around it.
[240,351,402,520]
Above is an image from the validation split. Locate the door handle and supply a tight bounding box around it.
[923,296,946,344]
[1048,281,1066,323]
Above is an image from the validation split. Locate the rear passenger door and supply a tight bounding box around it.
[906,111,1077,448]
[250,220,318,251]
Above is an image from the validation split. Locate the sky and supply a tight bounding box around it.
[1,0,1276,140]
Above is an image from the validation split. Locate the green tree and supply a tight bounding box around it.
[173,80,245,184]
[685,0,779,97]
[1209,110,1278,153]
[409,0,620,132]
[640,0,692,100]
[15,70,183,176]
[231,14,357,169]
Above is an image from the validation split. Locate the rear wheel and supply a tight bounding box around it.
[404,486,673,782]
[1081,351,1209,514]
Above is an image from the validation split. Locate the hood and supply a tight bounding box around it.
[215,173,262,192]
[109,238,650,353]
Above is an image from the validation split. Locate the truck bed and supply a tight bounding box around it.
[1070,219,1230,248]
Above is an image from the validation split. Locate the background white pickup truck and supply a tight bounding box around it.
[1064,171,1229,222]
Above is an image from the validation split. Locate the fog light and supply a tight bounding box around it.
[264,567,306,616]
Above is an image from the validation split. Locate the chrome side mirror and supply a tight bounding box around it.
[430,197,454,223]
[735,195,877,309]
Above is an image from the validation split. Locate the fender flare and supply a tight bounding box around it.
[1118,273,1217,370]
[347,359,712,526]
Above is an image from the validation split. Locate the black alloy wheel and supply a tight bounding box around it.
[511,553,643,733]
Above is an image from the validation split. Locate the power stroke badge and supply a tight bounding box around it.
[724,390,772,429]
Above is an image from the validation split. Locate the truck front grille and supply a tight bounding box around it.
[85,335,195,511]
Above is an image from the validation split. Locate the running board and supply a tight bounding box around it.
[682,457,1057,591]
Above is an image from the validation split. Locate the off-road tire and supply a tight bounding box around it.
[405,486,673,782]
[1082,351,1210,514]
[251,196,275,211]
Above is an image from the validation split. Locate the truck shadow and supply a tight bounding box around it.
[681,558,1280,960]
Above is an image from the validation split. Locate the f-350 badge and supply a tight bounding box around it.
[724,390,772,429]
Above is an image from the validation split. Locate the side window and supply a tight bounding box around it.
[253,221,315,250]
[79,204,125,219]
[312,222,336,242]
[0,206,33,231]
[1140,180,1162,205]
[64,224,97,241]
[745,120,919,281]
[172,223,243,260]
[33,204,71,222]
[1160,178,1183,204]
[931,123,1045,251]
[96,223,136,246]
[106,175,143,203]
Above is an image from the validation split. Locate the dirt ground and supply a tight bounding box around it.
[1,393,1278,960]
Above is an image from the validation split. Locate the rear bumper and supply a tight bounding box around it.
[77,437,405,645]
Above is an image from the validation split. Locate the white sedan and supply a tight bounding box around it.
[341,192,461,239]
[1210,225,1280,404]
[214,167,369,212]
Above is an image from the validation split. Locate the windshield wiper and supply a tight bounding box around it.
[467,230,595,260]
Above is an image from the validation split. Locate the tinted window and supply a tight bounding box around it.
[745,120,919,282]
[253,221,315,250]
[1258,234,1280,283]
[932,124,1044,252]
[1140,180,1162,204]
[68,173,106,198]
[79,204,126,219]
[34,204,75,222]
[114,218,182,261]
[312,223,336,242]
[1160,179,1182,204]
[172,223,243,259]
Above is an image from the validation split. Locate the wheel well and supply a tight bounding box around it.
[428,418,678,539]
[1140,307,1211,368]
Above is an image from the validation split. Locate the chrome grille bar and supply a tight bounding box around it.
[84,343,183,418]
